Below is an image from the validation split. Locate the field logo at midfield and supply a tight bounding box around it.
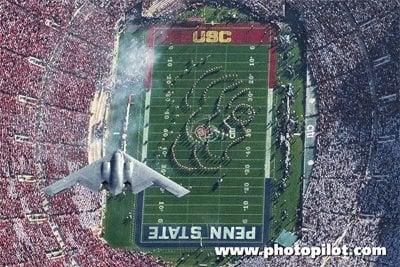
[192,30,232,43]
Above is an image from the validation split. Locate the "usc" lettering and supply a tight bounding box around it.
[192,30,232,43]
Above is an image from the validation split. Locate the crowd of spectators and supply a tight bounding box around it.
[236,0,400,266]
[0,0,164,266]
[141,0,285,19]
[0,0,399,266]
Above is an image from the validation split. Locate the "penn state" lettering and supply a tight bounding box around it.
[147,226,256,240]
[193,30,232,43]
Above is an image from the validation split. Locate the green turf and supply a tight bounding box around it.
[269,32,305,239]
[140,43,271,237]
[103,193,135,248]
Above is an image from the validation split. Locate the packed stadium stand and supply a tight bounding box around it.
[237,1,400,266]
[0,0,399,266]
[0,0,164,265]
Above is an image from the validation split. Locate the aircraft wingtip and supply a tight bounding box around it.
[43,187,55,196]
[177,188,190,198]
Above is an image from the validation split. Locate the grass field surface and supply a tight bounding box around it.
[133,25,275,247]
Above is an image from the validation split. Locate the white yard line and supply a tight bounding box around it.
[147,122,271,125]
[154,70,268,73]
[150,96,268,99]
[141,90,152,162]
[146,204,265,206]
[156,42,268,45]
[169,176,266,179]
[153,87,268,90]
[175,185,264,188]
[145,213,264,216]
[145,194,265,198]
[264,89,274,178]
[150,158,265,161]
[149,167,266,170]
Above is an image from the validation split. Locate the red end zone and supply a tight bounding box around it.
[145,24,278,89]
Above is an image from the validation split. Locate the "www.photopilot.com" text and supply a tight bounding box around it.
[214,244,387,258]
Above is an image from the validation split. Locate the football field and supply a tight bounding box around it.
[135,25,276,247]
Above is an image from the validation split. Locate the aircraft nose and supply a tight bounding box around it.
[110,188,122,196]
[110,189,118,196]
